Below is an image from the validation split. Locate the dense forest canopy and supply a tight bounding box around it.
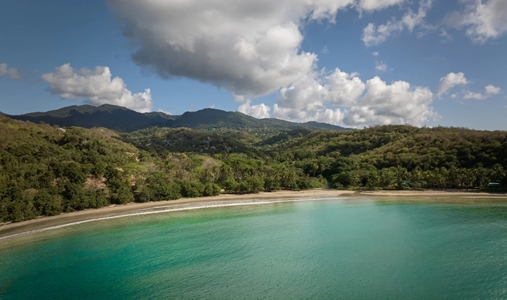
[0,112,506,223]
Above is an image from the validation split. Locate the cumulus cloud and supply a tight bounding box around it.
[107,0,437,126]
[107,0,366,99]
[238,100,271,119]
[244,69,436,126]
[344,77,436,126]
[485,84,501,95]
[372,51,379,56]
[276,68,365,116]
[108,0,414,98]
[311,108,346,124]
[41,64,153,112]
[362,0,434,46]
[277,75,327,119]
[0,63,21,80]
[273,104,346,124]
[464,84,501,100]
[445,0,507,43]
[437,72,469,96]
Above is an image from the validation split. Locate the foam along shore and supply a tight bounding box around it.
[1,189,506,241]
[0,190,356,240]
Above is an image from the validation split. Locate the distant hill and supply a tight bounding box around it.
[5,104,349,133]
[171,108,348,132]
[7,104,175,132]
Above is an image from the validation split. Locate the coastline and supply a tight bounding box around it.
[1,189,506,240]
[357,190,507,197]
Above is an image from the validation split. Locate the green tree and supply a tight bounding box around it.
[63,162,86,185]
[203,182,221,196]
[34,189,63,216]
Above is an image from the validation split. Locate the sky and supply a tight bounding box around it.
[0,0,506,130]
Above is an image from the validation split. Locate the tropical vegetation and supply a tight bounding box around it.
[1,105,506,223]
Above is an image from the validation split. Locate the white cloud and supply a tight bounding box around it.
[311,108,346,124]
[241,70,436,126]
[437,72,469,96]
[372,51,379,56]
[463,91,485,100]
[324,69,366,106]
[446,0,507,43]
[344,77,436,126]
[107,0,437,126]
[0,63,21,80]
[402,0,434,32]
[273,105,346,124]
[362,0,434,46]
[41,64,153,112]
[362,22,403,47]
[278,68,365,111]
[107,0,365,99]
[464,84,501,100]
[357,0,405,11]
[272,105,308,121]
[238,100,271,119]
[485,84,501,95]
[108,0,414,99]
[277,74,327,117]
[375,61,388,72]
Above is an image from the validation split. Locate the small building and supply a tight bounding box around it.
[487,182,501,188]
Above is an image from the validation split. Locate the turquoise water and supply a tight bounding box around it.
[2,198,507,299]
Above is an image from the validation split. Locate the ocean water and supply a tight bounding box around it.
[1,198,507,299]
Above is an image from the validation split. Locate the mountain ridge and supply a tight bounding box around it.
[5,104,349,132]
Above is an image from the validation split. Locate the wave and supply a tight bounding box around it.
[0,196,347,242]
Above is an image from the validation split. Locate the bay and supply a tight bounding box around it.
[1,198,507,299]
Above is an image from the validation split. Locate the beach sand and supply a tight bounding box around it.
[1,189,506,240]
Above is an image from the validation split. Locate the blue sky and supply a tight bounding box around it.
[0,0,506,130]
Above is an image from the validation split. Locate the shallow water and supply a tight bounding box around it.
[1,198,507,299]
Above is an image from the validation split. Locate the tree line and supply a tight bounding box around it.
[1,116,506,223]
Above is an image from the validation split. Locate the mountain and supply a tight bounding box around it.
[172,108,349,132]
[7,104,175,132]
[5,104,348,132]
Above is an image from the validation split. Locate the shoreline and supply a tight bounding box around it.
[1,189,506,240]
[356,190,507,197]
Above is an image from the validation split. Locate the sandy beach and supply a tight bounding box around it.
[1,189,506,240]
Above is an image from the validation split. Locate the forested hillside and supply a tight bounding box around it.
[7,104,348,133]
[0,116,323,223]
[276,125,507,190]
[1,114,506,224]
